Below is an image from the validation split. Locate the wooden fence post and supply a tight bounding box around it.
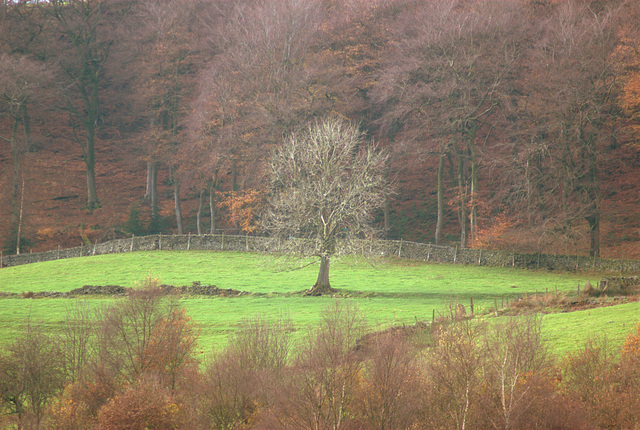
[470,297,474,316]
[222,232,225,251]
[187,233,191,251]
[130,235,135,252]
[427,244,431,261]
[159,233,162,251]
[454,246,458,264]
[494,298,498,316]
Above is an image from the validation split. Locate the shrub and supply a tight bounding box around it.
[357,332,422,430]
[273,301,367,430]
[98,375,186,430]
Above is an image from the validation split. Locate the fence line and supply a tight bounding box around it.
[1,233,639,273]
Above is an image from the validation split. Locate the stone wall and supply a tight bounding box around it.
[1,234,638,274]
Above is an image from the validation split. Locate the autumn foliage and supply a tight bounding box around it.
[2,293,640,430]
[0,0,639,259]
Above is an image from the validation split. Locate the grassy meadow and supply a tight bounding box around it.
[0,250,638,354]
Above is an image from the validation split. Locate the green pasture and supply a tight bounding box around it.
[0,250,638,354]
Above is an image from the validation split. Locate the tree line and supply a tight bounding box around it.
[1,0,639,257]
[1,284,639,429]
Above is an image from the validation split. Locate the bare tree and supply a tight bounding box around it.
[275,301,367,430]
[0,54,52,253]
[0,323,64,428]
[423,320,485,430]
[373,0,528,247]
[521,0,633,257]
[263,117,392,296]
[46,0,128,210]
[480,316,551,430]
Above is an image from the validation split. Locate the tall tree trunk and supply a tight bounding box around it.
[196,189,204,235]
[436,151,445,245]
[150,162,158,219]
[469,144,479,244]
[9,117,21,228]
[16,176,25,255]
[587,212,600,258]
[144,161,153,200]
[209,182,217,234]
[586,150,601,258]
[85,124,99,210]
[173,174,183,235]
[383,157,391,237]
[457,150,468,249]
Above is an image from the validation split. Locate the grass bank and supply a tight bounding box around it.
[0,250,637,353]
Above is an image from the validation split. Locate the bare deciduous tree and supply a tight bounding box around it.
[263,117,392,295]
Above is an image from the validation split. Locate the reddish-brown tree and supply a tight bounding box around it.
[521,0,634,257]
[373,0,529,247]
[45,0,130,210]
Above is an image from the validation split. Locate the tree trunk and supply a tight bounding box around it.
[457,150,468,249]
[150,162,158,218]
[383,157,392,237]
[173,175,183,235]
[469,146,479,245]
[196,189,204,235]
[308,255,334,296]
[586,151,601,258]
[85,125,99,210]
[9,117,21,228]
[144,161,153,200]
[209,182,217,234]
[16,176,25,255]
[587,213,600,258]
[435,152,445,245]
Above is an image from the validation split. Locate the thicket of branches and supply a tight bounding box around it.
[1,286,639,429]
[1,0,639,257]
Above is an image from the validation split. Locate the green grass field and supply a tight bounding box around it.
[1,250,638,354]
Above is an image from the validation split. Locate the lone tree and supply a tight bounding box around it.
[263,117,392,296]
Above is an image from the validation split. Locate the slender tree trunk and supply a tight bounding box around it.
[144,161,153,200]
[586,151,601,257]
[173,174,183,235]
[209,183,217,234]
[587,212,600,258]
[457,150,468,248]
[9,118,21,228]
[436,151,445,245]
[16,176,25,255]
[150,162,158,219]
[196,189,204,235]
[383,158,391,237]
[469,144,479,244]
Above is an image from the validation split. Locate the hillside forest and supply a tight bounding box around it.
[1,0,640,259]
